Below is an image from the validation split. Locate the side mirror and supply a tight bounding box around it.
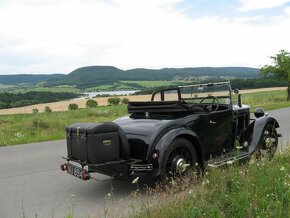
[254,108,265,118]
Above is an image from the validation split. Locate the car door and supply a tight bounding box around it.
[192,108,233,155]
[206,109,233,152]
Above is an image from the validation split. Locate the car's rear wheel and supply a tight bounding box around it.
[160,138,198,181]
[254,123,278,160]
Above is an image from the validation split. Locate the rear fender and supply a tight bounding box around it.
[245,116,279,154]
[153,127,204,176]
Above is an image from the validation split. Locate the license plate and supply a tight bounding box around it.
[67,163,86,179]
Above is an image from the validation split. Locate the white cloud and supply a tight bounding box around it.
[239,0,290,12]
[0,0,289,74]
[284,6,290,14]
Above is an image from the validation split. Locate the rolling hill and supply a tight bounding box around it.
[0,74,64,85]
[44,66,259,88]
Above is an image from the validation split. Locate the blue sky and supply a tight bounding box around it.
[0,0,290,75]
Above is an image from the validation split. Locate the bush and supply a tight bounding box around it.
[32,119,49,129]
[121,98,129,104]
[68,103,79,110]
[32,108,39,113]
[107,97,121,106]
[44,106,52,113]
[86,99,98,108]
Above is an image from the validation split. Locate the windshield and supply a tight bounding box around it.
[180,82,232,104]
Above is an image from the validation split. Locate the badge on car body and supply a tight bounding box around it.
[102,139,111,146]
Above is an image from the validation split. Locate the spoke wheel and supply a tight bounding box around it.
[161,138,197,181]
[254,123,278,160]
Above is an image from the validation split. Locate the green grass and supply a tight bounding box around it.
[0,84,16,92]
[0,105,127,146]
[121,80,176,88]
[239,90,290,112]
[85,83,134,91]
[0,84,16,89]
[133,148,290,218]
[17,86,80,93]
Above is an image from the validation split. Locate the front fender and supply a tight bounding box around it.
[246,116,279,154]
[153,127,204,176]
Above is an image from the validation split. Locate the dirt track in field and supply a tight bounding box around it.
[0,87,286,115]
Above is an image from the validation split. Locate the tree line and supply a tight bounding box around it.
[0,91,78,109]
[134,77,287,95]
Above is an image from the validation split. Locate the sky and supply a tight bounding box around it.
[0,0,290,75]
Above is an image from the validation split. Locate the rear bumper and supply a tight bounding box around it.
[61,156,157,180]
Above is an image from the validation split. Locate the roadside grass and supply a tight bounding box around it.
[236,90,290,112]
[131,147,290,218]
[0,105,127,146]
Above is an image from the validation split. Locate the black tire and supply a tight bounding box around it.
[254,123,278,160]
[160,138,198,181]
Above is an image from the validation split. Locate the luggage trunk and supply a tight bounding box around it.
[65,122,120,164]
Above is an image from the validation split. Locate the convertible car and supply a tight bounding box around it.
[61,82,280,181]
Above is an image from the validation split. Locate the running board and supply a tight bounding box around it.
[207,151,249,168]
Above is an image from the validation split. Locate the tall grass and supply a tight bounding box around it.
[0,105,127,146]
[239,90,290,112]
[132,148,290,218]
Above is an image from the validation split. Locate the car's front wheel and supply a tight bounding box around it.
[254,123,278,160]
[160,138,198,181]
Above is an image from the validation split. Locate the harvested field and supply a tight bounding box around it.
[0,87,286,115]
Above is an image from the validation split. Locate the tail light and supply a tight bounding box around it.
[60,164,67,171]
[82,172,90,180]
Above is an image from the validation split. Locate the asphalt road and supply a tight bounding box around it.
[0,107,289,218]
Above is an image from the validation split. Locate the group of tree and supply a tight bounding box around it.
[261,50,290,101]
[0,91,78,109]
[32,106,52,113]
[67,97,129,111]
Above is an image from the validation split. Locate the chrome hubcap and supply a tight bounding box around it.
[265,137,276,148]
[175,158,190,174]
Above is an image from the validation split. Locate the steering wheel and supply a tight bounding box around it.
[190,104,210,112]
[199,96,219,112]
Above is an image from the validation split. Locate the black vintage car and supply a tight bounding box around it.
[61,82,280,181]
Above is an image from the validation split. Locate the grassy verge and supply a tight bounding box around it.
[241,90,290,112]
[132,148,290,218]
[0,105,127,146]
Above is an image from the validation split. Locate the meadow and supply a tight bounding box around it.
[12,85,80,93]
[0,106,127,146]
[130,147,289,218]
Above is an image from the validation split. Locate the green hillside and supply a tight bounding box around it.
[44,66,259,88]
[0,74,64,84]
